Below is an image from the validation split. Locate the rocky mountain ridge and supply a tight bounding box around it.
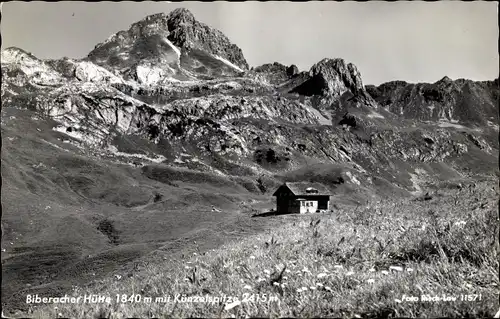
[366,77,499,126]
[1,8,498,195]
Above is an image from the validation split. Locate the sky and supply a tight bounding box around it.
[1,1,498,85]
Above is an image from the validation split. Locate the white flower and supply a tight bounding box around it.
[249,256,256,260]
[389,266,403,272]
[346,271,355,276]
[381,270,389,275]
[334,265,343,269]
[301,286,308,291]
[406,268,414,272]
[316,282,324,287]
[253,245,259,248]
[185,266,192,270]
[325,286,332,292]
[285,269,291,273]
[264,269,270,274]
[257,278,266,282]
[369,268,376,272]
[394,299,402,303]
[273,282,280,286]
[317,273,328,279]
[243,285,252,290]
[282,276,288,280]
[224,300,241,310]
[310,286,316,290]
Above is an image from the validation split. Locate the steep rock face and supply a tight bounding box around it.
[366,77,499,125]
[286,64,299,77]
[290,58,376,108]
[166,8,248,71]
[309,58,364,97]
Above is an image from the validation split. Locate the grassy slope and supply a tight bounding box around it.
[2,104,498,317]
[28,180,499,318]
[0,107,273,314]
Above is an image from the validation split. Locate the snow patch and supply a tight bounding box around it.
[136,65,165,85]
[40,139,69,152]
[212,81,242,90]
[107,145,166,163]
[428,104,435,115]
[408,173,423,196]
[437,121,467,129]
[304,104,330,125]
[345,171,361,185]
[163,37,181,57]
[52,125,103,146]
[367,112,384,119]
[214,55,244,73]
[75,61,125,84]
[487,120,499,130]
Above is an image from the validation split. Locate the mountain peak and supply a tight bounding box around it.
[167,8,196,22]
[87,8,249,73]
[308,57,364,97]
[1,47,40,65]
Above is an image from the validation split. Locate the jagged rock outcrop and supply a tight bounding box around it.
[286,64,299,77]
[290,58,376,108]
[250,62,299,86]
[309,58,364,97]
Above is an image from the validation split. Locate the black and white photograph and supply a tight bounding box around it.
[1,1,499,318]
